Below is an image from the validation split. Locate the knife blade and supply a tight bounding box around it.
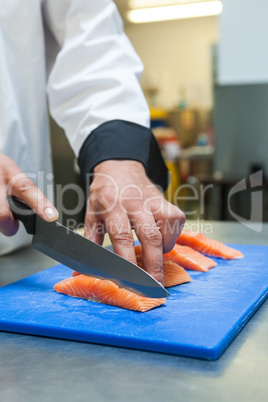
[8,196,169,298]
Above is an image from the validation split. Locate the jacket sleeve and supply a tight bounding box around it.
[43,0,169,190]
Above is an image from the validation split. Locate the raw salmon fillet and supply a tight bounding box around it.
[163,244,217,272]
[54,275,166,312]
[134,245,192,287]
[177,231,244,260]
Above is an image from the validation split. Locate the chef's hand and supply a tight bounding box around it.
[0,154,58,236]
[84,160,185,285]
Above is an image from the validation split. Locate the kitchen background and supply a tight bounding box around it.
[50,0,268,226]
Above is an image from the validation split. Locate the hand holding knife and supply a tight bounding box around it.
[8,196,169,298]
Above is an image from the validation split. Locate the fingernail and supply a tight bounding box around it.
[44,207,58,221]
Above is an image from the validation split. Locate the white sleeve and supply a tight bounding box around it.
[43,0,150,156]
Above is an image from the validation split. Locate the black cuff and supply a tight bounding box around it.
[78,119,169,192]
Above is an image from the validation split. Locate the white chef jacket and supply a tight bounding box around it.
[0,0,167,255]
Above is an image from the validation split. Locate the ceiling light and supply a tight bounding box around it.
[127,1,223,24]
[129,0,207,9]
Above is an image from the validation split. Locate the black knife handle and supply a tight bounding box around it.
[7,196,36,235]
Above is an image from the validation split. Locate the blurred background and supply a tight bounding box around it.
[50,0,268,225]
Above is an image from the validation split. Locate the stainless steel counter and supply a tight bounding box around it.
[0,221,267,402]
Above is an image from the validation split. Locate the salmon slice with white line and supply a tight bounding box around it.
[163,244,217,272]
[54,274,166,312]
[177,231,244,260]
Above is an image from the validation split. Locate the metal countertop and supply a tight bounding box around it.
[0,221,267,402]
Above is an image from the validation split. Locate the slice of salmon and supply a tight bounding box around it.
[134,245,192,287]
[54,275,166,312]
[163,244,217,272]
[177,231,244,260]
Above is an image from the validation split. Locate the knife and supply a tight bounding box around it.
[7,196,169,299]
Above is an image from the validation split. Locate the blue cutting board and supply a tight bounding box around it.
[0,244,267,360]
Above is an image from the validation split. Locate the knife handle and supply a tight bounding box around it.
[7,196,36,235]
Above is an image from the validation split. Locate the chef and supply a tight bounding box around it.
[0,0,185,284]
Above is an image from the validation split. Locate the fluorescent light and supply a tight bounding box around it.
[127,1,223,23]
[129,0,206,9]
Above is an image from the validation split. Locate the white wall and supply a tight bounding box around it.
[218,0,268,85]
[125,17,218,109]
